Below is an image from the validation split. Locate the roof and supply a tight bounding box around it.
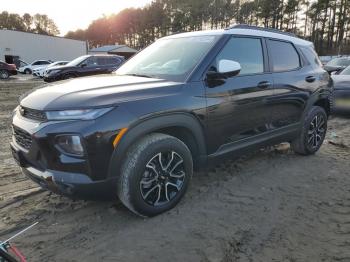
[89,45,138,53]
[164,25,313,47]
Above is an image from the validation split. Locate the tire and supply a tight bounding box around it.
[291,106,328,155]
[0,70,9,79]
[117,133,193,217]
[24,68,31,74]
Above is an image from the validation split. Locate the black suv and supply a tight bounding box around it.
[11,25,333,217]
[43,54,125,82]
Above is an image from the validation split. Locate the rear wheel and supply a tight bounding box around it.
[24,68,31,74]
[291,106,327,155]
[117,133,193,217]
[0,70,9,79]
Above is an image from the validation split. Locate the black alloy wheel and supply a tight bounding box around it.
[140,151,186,207]
[307,114,326,150]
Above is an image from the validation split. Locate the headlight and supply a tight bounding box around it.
[46,107,113,121]
[47,69,61,75]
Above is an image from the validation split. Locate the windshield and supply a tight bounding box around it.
[66,55,90,66]
[326,58,350,67]
[340,66,350,75]
[116,35,219,82]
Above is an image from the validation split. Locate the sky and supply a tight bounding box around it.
[3,0,153,35]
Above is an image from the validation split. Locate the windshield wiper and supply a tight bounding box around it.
[125,73,154,78]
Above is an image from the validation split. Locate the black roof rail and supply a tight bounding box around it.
[226,24,296,37]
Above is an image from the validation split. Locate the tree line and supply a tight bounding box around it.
[0,11,59,36]
[65,0,350,55]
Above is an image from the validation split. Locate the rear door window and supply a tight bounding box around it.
[107,57,122,65]
[268,40,300,72]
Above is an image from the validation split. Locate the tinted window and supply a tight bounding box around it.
[107,57,122,65]
[268,40,300,72]
[96,57,106,65]
[301,47,322,68]
[86,57,98,67]
[215,37,264,75]
[32,61,40,65]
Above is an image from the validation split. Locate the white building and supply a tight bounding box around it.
[0,29,87,67]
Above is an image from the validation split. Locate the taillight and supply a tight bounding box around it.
[9,64,16,70]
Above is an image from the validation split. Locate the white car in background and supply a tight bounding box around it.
[32,61,69,78]
[18,60,52,74]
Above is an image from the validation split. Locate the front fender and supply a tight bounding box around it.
[107,112,207,178]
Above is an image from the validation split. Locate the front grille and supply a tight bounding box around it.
[13,126,32,150]
[20,106,47,122]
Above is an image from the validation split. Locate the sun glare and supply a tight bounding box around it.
[3,0,153,35]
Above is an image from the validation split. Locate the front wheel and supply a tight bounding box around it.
[24,69,31,74]
[63,73,76,80]
[117,133,193,217]
[0,70,9,79]
[291,106,328,155]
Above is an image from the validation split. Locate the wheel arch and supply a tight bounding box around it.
[107,112,207,178]
[303,89,332,120]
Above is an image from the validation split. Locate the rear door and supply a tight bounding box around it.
[205,36,274,154]
[267,39,319,129]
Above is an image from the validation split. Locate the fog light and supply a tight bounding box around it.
[56,135,84,156]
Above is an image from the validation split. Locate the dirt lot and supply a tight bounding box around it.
[1,77,350,262]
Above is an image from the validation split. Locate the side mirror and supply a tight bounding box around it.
[218,60,241,77]
[207,60,241,81]
[80,63,87,68]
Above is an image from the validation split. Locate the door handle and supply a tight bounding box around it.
[257,81,271,89]
[305,76,316,83]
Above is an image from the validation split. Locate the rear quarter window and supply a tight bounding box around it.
[268,40,300,72]
[301,47,322,68]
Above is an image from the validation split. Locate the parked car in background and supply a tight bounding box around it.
[44,55,124,82]
[324,57,350,74]
[0,61,17,79]
[18,60,52,74]
[319,56,335,66]
[17,60,28,69]
[32,61,69,78]
[11,25,333,217]
[332,65,350,112]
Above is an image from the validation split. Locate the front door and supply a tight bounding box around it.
[205,36,274,154]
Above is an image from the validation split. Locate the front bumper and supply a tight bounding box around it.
[43,73,60,82]
[10,108,123,200]
[9,70,17,76]
[11,140,117,200]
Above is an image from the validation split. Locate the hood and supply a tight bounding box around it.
[47,65,74,72]
[332,75,350,90]
[20,74,183,110]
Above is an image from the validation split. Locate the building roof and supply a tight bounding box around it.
[89,45,138,53]
[0,29,86,43]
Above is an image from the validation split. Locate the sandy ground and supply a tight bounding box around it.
[0,76,350,262]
